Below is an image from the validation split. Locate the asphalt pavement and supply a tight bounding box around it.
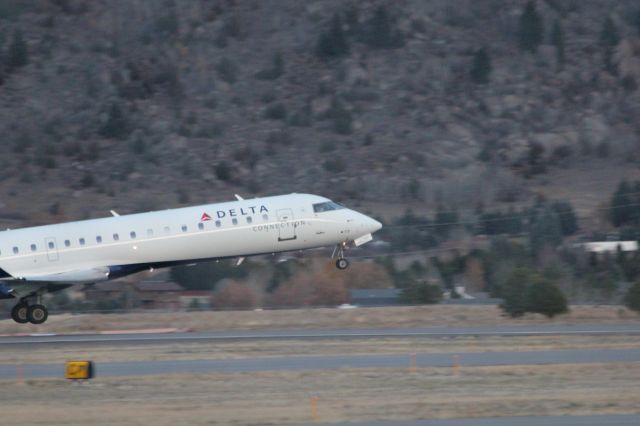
[2,323,640,345]
[1,347,639,379]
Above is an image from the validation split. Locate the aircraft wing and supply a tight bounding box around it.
[0,266,110,300]
[0,281,73,300]
[16,266,110,284]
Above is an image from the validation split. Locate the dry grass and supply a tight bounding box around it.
[529,158,640,216]
[0,305,638,335]
[2,363,640,425]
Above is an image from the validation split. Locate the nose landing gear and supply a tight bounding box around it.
[333,242,350,270]
[336,258,349,270]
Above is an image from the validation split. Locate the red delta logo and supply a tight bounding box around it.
[199,205,268,222]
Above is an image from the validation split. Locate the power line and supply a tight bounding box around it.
[351,245,476,259]
[379,200,640,230]
[363,187,640,220]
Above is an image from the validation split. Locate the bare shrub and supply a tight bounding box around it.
[211,280,258,309]
[269,262,350,307]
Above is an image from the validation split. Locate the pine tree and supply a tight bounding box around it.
[255,52,284,80]
[625,281,640,312]
[6,29,28,70]
[470,47,492,84]
[505,207,525,235]
[525,275,568,318]
[400,281,442,304]
[528,204,563,255]
[434,206,459,239]
[100,102,130,140]
[518,1,544,53]
[600,16,620,47]
[327,96,352,135]
[551,200,578,236]
[600,16,620,74]
[362,6,404,49]
[610,180,634,227]
[315,13,349,59]
[500,268,531,318]
[551,20,565,71]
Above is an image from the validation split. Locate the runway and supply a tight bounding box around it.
[1,347,639,379]
[2,324,639,425]
[2,323,640,345]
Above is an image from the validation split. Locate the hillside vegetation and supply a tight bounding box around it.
[0,0,638,222]
[1,1,640,310]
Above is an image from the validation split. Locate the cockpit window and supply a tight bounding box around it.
[313,201,345,213]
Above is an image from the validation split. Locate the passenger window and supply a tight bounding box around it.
[96,236,102,243]
[13,247,18,254]
[215,220,221,228]
[130,231,136,239]
[198,223,204,230]
[181,225,188,232]
[262,214,269,221]
[113,233,119,241]
[79,238,85,246]
[232,218,238,225]
[49,241,54,249]
[31,244,36,252]
[64,240,70,247]
[246,217,253,224]
[147,229,154,237]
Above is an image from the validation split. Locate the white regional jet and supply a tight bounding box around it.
[0,193,382,324]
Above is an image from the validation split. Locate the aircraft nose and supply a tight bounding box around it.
[366,217,382,233]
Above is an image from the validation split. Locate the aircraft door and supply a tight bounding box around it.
[45,237,59,262]
[276,208,297,241]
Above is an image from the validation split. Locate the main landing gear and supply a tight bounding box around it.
[333,242,350,270]
[11,300,49,324]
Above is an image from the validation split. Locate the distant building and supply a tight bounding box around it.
[84,281,129,303]
[349,288,402,306]
[442,291,501,305]
[579,241,638,255]
[83,279,184,310]
[134,281,184,310]
[179,291,212,310]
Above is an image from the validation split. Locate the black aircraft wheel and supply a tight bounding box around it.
[11,303,29,324]
[27,304,48,325]
[336,258,349,270]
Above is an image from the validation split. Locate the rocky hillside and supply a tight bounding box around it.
[0,0,639,225]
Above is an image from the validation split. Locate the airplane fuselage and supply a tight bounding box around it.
[0,193,382,322]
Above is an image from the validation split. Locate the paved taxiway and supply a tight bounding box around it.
[1,347,639,379]
[2,323,640,345]
[1,323,640,379]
